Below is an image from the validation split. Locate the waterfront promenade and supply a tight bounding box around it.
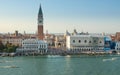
[0,48,114,57]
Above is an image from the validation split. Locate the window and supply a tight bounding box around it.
[100,41,102,43]
[73,40,75,43]
[89,41,91,43]
[94,40,96,43]
[79,40,81,43]
[84,40,87,43]
[44,45,46,48]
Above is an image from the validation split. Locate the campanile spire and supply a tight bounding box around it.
[38,4,43,25]
[38,4,44,40]
[38,4,43,16]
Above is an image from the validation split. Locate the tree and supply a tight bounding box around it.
[3,42,18,53]
[0,41,4,52]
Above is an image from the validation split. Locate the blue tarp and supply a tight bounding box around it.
[104,37,111,41]
[104,48,111,51]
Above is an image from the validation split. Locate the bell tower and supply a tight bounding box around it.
[38,5,44,40]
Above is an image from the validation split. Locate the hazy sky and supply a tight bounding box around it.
[0,0,120,34]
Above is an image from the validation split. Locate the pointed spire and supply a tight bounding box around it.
[65,30,70,36]
[38,4,43,16]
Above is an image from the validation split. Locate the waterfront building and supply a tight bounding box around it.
[38,5,44,40]
[115,42,120,51]
[66,34,104,52]
[54,35,66,49]
[104,36,111,51]
[110,35,116,41]
[0,31,37,47]
[1,37,22,47]
[115,32,120,41]
[16,39,47,54]
[44,34,55,47]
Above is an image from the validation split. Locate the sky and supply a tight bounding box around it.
[0,0,120,34]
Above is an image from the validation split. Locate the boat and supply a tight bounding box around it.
[0,65,19,68]
[66,55,71,57]
[103,57,117,61]
[9,53,16,57]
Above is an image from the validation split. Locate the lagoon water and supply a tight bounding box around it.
[0,55,120,75]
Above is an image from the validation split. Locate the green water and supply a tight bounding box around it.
[0,55,120,75]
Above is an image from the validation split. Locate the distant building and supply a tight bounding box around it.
[54,35,66,49]
[0,31,37,47]
[110,35,115,41]
[115,42,120,51]
[16,39,47,53]
[44,34,55,47]
[15,30,19,37]
[66,34,104,52]
[115,32,120,41]
[72,29,78,35]
[104,36,111,50]
[1,37,22,47]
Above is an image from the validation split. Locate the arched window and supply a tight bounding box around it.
[79,40,81,43]
[89,41,91,43]
[100,41,102,43]
[84,40,87,43]
[73,40,75,43]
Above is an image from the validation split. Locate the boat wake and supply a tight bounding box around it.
[47,55,62,58]
[0,65,19,69]
[65,55,71,58]
[0,60,14,63]
[103,57,118,62]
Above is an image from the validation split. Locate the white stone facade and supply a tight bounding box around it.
[66,35,104,51]
[55,35,66,48]
[115,42,120,51]
[16,39,47,53]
